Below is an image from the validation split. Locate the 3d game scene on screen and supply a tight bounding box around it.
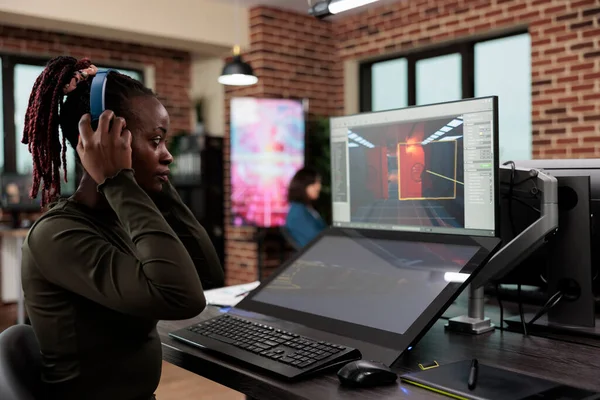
[347,115,465,230]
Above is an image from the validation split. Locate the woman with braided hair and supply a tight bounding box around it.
[20,56,224,400]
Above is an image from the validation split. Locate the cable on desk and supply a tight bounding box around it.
[510,197,540,213]
[503,161,517,236]
[502,161,536,337]
[529,290,564,325]
[517,284,528,336]
[496,282,505,331]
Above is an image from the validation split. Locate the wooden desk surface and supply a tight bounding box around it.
[158,306,600,400]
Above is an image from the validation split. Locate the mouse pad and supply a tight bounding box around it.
[400,360,600,400]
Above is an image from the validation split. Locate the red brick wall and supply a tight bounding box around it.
[225,0,600,283]
[333,0,600,158]
[0,25,193,134]
[223,7,338,285]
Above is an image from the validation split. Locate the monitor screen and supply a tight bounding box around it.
[330,97,498,237]
[230,97,305,228]
[250,233,480,335]
[0,173,40,211]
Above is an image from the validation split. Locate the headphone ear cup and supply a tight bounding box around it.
[89,69,114,125]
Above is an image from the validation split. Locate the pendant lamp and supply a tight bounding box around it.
[218,0,258,86]
[218,45,258,86]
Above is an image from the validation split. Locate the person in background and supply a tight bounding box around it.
[20,56,224,400]
[284,167,327,248]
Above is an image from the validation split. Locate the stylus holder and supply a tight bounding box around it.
[445,166,558,335]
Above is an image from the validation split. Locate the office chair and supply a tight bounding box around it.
[280,226,301,251]
[0,324,42,400]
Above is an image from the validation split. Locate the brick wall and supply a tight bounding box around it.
[333,0,600,158]
[223,7,338,285]
[223,0,600,284]
[0,25,193,134]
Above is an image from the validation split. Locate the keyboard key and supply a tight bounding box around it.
[299,359,316,368]
[207,333,236,345]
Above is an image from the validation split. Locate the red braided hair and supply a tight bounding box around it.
[22,56,92,206]
[22,56,155,207]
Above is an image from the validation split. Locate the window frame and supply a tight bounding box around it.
[359,29,528,112]
[0,53,144,179]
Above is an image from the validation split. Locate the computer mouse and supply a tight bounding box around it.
[337,360,398,388]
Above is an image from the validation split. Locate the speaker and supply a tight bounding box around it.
[201,136,225,267]
[547,175,595,327]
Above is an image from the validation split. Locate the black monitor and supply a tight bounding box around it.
[329,96,499,238]
[235,228,500,364]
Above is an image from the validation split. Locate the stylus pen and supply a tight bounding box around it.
[467,359,479,390]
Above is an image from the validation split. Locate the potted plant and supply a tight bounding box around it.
[306,116,332,224]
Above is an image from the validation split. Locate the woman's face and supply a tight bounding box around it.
[306,178,322,201]
[127,96,174,193]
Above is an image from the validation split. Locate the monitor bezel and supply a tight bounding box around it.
[329,95,501,239]
[235,228,501,350]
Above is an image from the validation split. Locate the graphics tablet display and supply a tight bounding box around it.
[237,229,500,349]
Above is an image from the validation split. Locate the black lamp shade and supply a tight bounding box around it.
[218,55,258,86]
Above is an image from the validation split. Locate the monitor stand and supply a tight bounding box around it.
[506,175,598,339]
[445,167,558,335]
[444,285,495,334]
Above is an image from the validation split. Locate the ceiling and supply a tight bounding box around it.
[216,0,310,13]
[214,0,401,15]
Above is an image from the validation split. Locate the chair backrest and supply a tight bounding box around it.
[0,324,42,400]
[279,226,301,251]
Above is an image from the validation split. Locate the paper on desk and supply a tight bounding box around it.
[204,281,261,307]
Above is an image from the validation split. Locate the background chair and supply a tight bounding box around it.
[0,324,42,400]
[280,226,301,251]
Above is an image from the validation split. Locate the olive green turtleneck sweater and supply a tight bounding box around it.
[21,169,224,400]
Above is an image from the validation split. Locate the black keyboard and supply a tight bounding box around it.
[168,314,362,380]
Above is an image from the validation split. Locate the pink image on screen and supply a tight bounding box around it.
[230,98,305,227]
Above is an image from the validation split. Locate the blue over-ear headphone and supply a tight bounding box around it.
[89,69,114,129]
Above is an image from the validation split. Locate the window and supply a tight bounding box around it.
[14,64,45,177]
[371,58,407,111]
[1,55,144,195]
[360,32,531,162]
[474,34,531,161]
[416,53,462,106]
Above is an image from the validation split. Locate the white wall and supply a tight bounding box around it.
[0,0,249,56]
[191,58,226,137]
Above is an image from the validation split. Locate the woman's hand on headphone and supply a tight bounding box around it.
[77,110,132,185]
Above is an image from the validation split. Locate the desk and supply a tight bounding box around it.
[158,306,600,400]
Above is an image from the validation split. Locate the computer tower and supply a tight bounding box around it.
[546,176,595,327]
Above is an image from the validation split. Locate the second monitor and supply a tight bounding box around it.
[330,97,499,238]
